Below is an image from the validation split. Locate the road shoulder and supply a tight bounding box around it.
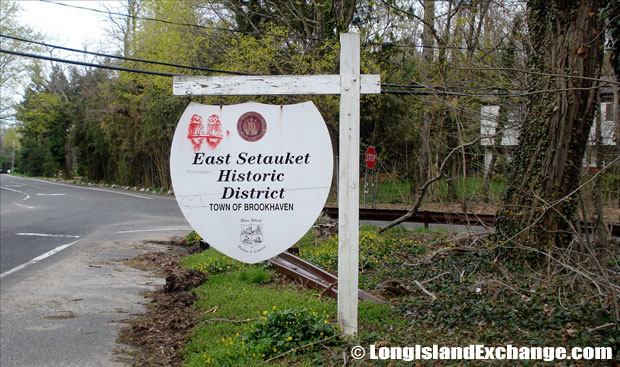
[0,238,175,367]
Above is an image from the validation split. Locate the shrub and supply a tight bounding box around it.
[184,230,202,246]
[241,307,342,360]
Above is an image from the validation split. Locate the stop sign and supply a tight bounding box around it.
[365,146,377,169]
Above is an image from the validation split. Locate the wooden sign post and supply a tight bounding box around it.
[173,33,380,335]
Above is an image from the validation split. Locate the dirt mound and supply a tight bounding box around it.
[124,250,180,276]
[118,247,208,367]
[164,269,208,293]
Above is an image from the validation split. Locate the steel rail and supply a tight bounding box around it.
[268,251,382,302]
[323,207,620,237]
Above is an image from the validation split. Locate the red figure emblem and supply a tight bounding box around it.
[187,114,224,151]
[187,114,204,151]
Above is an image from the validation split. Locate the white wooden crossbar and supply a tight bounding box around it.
[173,74,381,96]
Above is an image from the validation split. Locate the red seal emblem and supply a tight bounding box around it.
[237,112,267,142]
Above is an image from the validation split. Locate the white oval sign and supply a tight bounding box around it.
[170,101,333,263]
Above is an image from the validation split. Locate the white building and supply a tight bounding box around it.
[480,102,618,174]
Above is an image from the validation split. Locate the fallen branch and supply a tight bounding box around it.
[262,333,343,364]
[378,135,483,233]
[201,317,258,324]
[420,272,450,285]
[587,323,617,332]
[420,245,490,263]
[451,231,495,245]
[413,280,436,301]
[202,306,218,314]
[315,281,337,299]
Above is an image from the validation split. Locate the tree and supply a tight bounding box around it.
[0,125,20,171]
[103,0,142,57]
[0,0,42,123]
[16,89,63,176]
[495,0,606,249]
[15,65,73,177]
[604,1,620,80]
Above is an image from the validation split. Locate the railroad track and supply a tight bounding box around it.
[269,251,381,302]
[269,208,618,302]
[323,207,620,237]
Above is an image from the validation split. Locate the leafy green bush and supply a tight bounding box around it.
[241,308,342,360]
[182,249,248,275]
[184,230,202,246]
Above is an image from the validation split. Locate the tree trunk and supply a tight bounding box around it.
[592,96,608,261]
[495,0,605,249]
[417,0,435,199]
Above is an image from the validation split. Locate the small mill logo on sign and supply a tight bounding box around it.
[240,219,264,249]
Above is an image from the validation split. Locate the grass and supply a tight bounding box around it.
[354,176,507,204]
[409,226,450,234]
[8,172,31,178]
[369,180,411,203]
[181,248,398,366]
[182,266,332,366]
[356,175,617,206]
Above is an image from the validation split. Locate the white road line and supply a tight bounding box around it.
[0,240,80,279]
[8,176,153,200]
[36,193,66,196]
[17,233,80,238]
[16,204,35,209]
[1,186,30,201]
[116,228,188,234]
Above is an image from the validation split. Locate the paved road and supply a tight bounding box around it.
[0,174,188,275]
[0,174,191,366]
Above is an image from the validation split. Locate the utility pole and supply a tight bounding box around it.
[11,139,15,172]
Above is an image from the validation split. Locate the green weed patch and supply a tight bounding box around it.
[181,248,399,366]
[300,229,428,275]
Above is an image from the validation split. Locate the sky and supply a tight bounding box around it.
[16,0,117,58]
[4,1,118,113]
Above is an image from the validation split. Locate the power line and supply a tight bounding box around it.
[40,0,522,53]
[39,0,247,35]
[381,89,516,97]
[0,34,253,76]
[382,82,514,92]
[1,46,528,97]
[365,40,520,52]
[0,48,177,77]
[2,48,519,96]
